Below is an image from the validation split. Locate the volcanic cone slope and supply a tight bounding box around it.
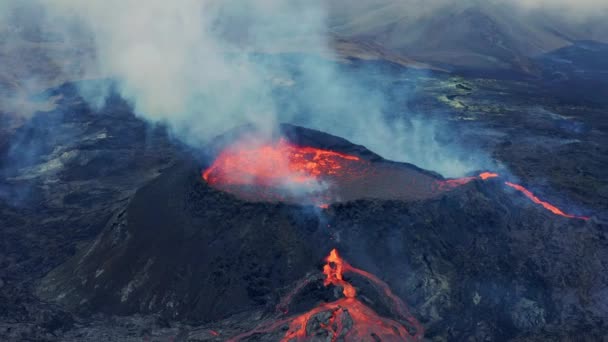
[37,125,607,340]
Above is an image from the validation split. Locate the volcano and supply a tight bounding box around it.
[36,124,602,341]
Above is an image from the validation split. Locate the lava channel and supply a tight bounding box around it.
[504,182,589,220]
[439,172,588,220]
[229,249,423,342]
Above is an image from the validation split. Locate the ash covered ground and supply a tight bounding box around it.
[1,46,608,342]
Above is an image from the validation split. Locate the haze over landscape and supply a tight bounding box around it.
[1,1,607,341]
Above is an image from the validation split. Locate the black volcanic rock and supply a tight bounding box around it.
[36,125,608,340]
[37,160,327,322]
[0,83,182,341]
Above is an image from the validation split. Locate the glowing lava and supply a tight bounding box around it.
[229,249,424,342]
[323,249,356,298]
[203,138,362,187]
[504,182,589,220]
[437,171,499,191]
[479,172,499,180]
[203,138,372,206]
[439,172,588,220]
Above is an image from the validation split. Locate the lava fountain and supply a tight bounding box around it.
[228,249,424,341]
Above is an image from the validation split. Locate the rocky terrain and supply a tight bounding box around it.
[29,118,605,341]
[0,83,181,340]
[1,33,607,342]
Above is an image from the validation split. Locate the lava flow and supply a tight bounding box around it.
[437,171,499,191]
[229,249,424,342]
[504,182,589,220]
[439,172,588,220]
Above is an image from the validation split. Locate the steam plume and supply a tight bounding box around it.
[3,0,605,178]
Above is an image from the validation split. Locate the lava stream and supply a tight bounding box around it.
[504,182,589,220]
[229,249,423,342]
[437,172,499,191]
[440,172,588,220]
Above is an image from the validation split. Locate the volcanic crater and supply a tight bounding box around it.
[202,124,451,208]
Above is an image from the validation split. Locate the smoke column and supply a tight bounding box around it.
[14,0,607,176]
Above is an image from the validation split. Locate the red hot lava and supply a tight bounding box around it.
[203,138,361,187]
[202,137,468,205]
[504,182,589,220]
[439,172,588,220]
[229,249,424,342]
[437,171,499,191]
[203,138,369,207]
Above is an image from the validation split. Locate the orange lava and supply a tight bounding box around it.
[229,249,423,341]
[323,249,356,298]
[203,138,361,187]
[438,172,587,220]
[438,176,476,190]
[505,182,589,220]
[437,171,497,191]
[479,172,499,180]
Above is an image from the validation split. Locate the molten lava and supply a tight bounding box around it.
[323,248,356,298]
[479,172,500,180]
[504,182,589,220]
[203,138,371,206]
[437,171,499,191]
[203,138,362,187]
[439,172,588,220]
[229,249,424,342]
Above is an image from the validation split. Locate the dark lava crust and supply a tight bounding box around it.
[37,125,608,341]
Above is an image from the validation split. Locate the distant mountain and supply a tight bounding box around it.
[327,0,608,73]
[1,0,607,87]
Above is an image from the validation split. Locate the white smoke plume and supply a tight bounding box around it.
[1,0,605,177]
[39,0,483,176]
